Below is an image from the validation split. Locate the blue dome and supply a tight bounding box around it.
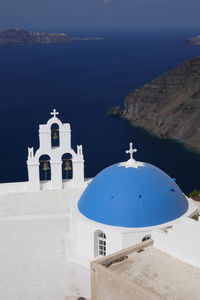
[78,162,188,228]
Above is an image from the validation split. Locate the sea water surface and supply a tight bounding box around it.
[0,29,200,194]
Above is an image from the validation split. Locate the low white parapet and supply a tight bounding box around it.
[0,181,29,194]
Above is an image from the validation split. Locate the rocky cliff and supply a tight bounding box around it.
[0,28,72,46]
[122,57,200,152]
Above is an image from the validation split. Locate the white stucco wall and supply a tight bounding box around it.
[74,206,156,261]
[122,230,152,248]
[75,214,123,260]
[152,217,200,268]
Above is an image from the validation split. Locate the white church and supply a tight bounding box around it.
[0,110,200,300]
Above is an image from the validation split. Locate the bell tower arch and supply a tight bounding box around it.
[27,109,85,191]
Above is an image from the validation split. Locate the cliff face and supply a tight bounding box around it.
[0,28,71,46]
[123,57,200,152]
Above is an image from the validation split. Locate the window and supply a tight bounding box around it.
[142,235,151,242]
[98,232,106,256]
[51,123,60,148]
[94,230,107,257]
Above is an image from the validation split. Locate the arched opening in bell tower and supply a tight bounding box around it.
[51,123,60,148]
[39,154,51,182]
[62,153,73,180]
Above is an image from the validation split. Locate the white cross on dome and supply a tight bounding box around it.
[118,142,144,168]
[126,142,137,160]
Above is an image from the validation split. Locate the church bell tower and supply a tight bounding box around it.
[27,109,85,191]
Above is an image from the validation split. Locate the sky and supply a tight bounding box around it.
[0,0,200,32]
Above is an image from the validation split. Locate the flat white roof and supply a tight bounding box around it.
[0,187,90,300]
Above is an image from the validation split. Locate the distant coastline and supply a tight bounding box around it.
[0,28,104,46]
[187,34,200,45]
[71,37,104,41]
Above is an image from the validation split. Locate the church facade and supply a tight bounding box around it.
[25,111,198,261]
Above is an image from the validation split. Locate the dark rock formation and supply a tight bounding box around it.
[122,57,200,152]
[107,106,123,116]
[0,28,72,46]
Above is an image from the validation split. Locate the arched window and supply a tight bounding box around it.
[51,123,60,148]
[62,153,73,180]
[142,235,151,242]
[94,230,106,257]
[39,154,51,182]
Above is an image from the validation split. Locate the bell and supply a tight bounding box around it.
[64,160,72,171]
[43,161,50,171]
[52,129,58,140]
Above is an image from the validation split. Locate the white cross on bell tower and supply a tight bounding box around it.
[51,109,59,118]
[126,142,137,161]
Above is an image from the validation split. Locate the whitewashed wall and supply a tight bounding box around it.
[152,217,200,268]
[74,207,154,260]
[75,217,123,259]
[122,230,152,249]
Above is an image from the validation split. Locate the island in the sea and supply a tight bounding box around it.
[0,28,104,46]
[187,35,200,45]
[108,57,200,152]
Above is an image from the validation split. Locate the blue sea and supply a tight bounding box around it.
[0,29,200,194]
